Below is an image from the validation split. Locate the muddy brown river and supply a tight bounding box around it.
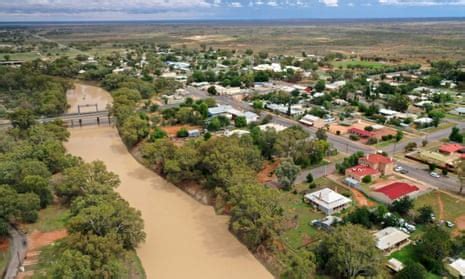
[64,84,272,279]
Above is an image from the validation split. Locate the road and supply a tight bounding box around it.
[183,87,463,192]
[0,110,112,128]
[4,226,27,279]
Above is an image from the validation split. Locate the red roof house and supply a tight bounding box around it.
[439,143,465,155]
[359,154,394,176]
[375,182,419,201]
[345,164,380,182]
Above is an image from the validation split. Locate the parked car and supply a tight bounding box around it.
[446,221,455,228]
[394,166,403,172]
[430,172,440,178]
[404,223,416,233]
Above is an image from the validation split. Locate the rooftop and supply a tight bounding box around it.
[346,164,380,177]
[374,227,409,251]
[450,258,465,276]
[363,154,393,165]
[439,143,465,154]
[305,188,352,209]
[375,182,419,200]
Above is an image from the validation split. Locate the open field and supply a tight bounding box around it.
[2,19,465,62]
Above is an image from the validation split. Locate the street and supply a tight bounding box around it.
[183,87,463,193]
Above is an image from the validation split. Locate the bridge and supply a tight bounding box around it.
[0,110,113,128]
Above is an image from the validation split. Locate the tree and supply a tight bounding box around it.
[416,226,451,272]
[176,128,188,138]
[390,197,414,216]
[55,161,120,203]
[235,116,247,128]
[405,142,417,152]
[362,175,372,184]
[317,224,384,279]
[47,249,93,279]
[394,263,427,279]
[207,85,217,95]
[416,206,434,224]
[252,100,264,109]
[8,108,36,130]
[150,127,167,141]
[306,173,314,184]
[456,159,465,194]
[120,115,149,147]
[429,163,436,172]
[275,160,301,190]
[275,126,308,158]
[387,94,410,112]
[395,130,404,142]
[314,80,326,92]
[345,207,373,228]
[68,196,145,250]
[316,128,328,141]
[449,127,464,143]
[229,184,283,250]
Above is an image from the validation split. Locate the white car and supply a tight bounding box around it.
[430,172,440,178]
[394,166,403,172]
[446,221,455,228]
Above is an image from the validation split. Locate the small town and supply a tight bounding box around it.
[0,11,465,279]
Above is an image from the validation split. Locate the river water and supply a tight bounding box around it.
[64,84,272,279]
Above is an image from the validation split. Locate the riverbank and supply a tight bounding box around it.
[64,84,272,279]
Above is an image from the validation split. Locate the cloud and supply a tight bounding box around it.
[230,1,243,7]
[379,0,465,5]
[267,1,279,6]
[319,0,339,6]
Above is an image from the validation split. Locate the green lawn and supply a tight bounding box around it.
[415,191,465,221]
[391,245,443,279]
[332,59,387,70]
[24,204,70,233]
[0,240,11,276]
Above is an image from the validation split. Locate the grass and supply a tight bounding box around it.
[24,204,70,233]
[374,139,396,148]
[390,245,442,279]
[126,250,147,279]
[415,191,465,221]
[420,121,456,133]
[0,240,11,276]
[332,59,388,69]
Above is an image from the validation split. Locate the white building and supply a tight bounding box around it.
[253,63,282,72]
[259,123,287,132]
[374,227,410,253]
[304,188,352,215]
[326,80,346,91]
[449,258,465,278]
[208,105,258,124]
[300,114,323,127]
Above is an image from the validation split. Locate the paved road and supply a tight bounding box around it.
[295,163,336,184]
[183,88,464,192]
[396,160,461,193]
[4,226,27,279]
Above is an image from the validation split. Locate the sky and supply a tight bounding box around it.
[0,0,464,21]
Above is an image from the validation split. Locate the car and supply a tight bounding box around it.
[400,227,410,234]
[394,166,403,172]
[404,223,416,232]
[446,221,455,228]
[430,172,441,178]
[400,169,409,174]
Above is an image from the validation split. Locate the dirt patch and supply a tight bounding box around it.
[0,238,9,252]
[436,192,445,220]
[258,160,280,184]
[453,215,465,237]
[27,230,68,252]
[350,188,376,207]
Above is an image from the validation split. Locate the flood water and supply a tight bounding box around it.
[64,84,272,279]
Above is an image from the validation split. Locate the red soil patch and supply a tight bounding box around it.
[27,230,68,252]
[0,238,9,252]
[257,160,280,183]
[161,125,201,137]
[350,188,376,207]
[436,192,445,220]
[453,215,465,237]
[375,182,419,200]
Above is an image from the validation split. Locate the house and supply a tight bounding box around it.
[208,105,257,123]
[259,123,288,132]
[299,114,324,127]
[359,153,394,176]
[374,227,410,253]
[188,129,201,137]
[304,188,352,215]
[454,107,465,115]
[244,111,259,124]
[325,80,346,91]
[379,108,399,119]
[224,129,250,137]
[345,164,380,182]
[414,117,433,126]
[448,258,465,278]
[439,143,465,155]
[387,258,405,273]
[348,127,375,138]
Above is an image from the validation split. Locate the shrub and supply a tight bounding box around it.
[367,137,378,145]
[177,128,189,138]
[362,175,372,184]
[364,126,374,131]
[349,134,360,141]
